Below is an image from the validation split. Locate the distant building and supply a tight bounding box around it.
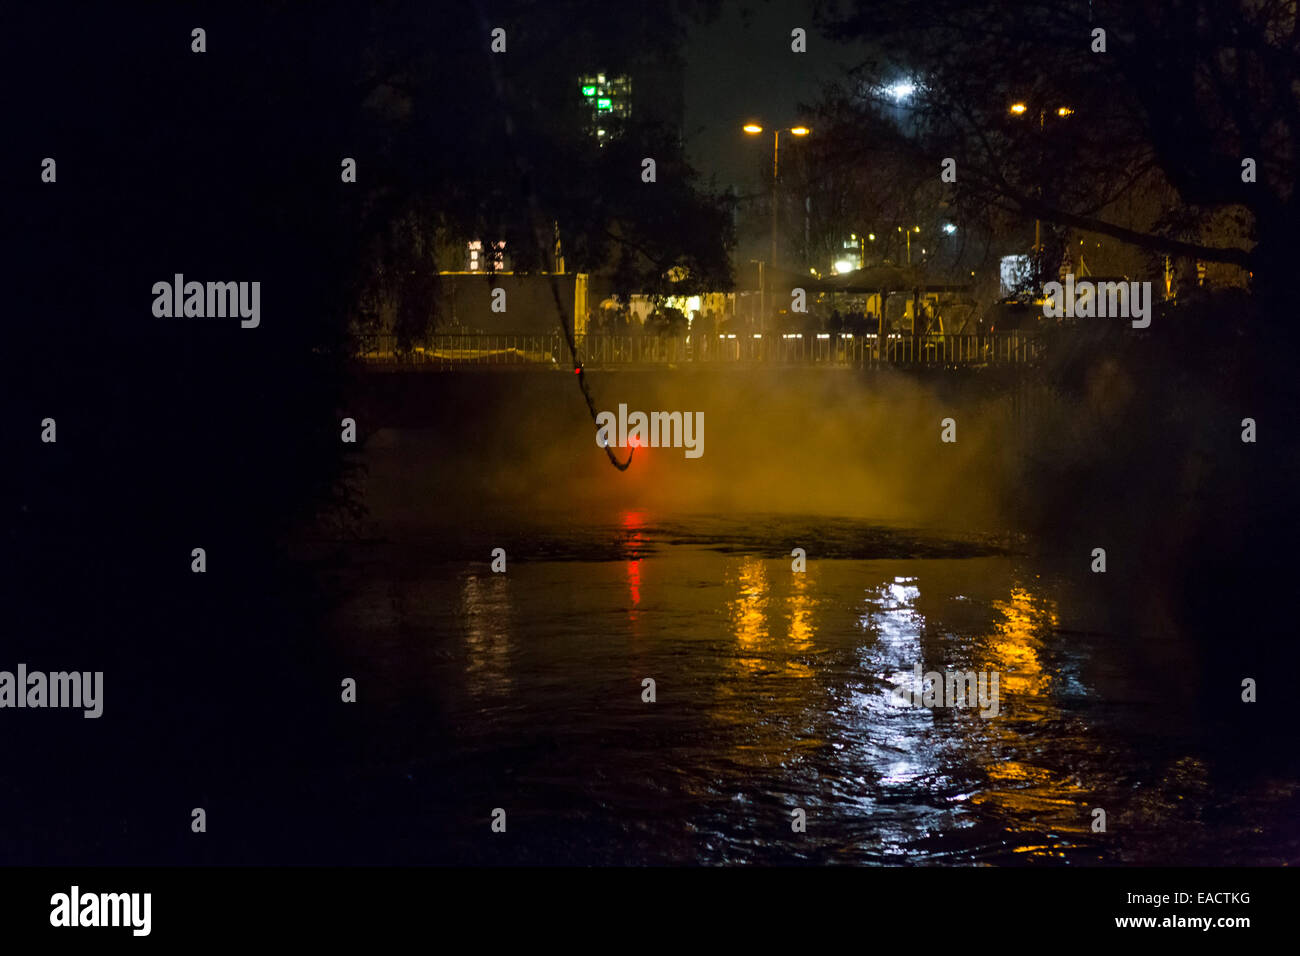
[465,239,508,273]
[579,73,632,143]
[579,58,685,145]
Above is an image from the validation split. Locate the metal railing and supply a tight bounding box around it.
[357,332,1042,369]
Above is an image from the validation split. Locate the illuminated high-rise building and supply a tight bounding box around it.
[578,72,632,143]
[578,58,685,146]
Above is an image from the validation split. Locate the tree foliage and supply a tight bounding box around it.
[815,0,1297,293]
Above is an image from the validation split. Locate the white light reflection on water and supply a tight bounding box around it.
[319,514,1298,864]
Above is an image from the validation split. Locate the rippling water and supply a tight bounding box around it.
[316,511,1299,865]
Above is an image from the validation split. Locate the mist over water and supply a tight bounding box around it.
[311,367,1300,865]
[359,367,1018,530]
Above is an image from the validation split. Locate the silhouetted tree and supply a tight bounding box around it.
[816,0,1295,295]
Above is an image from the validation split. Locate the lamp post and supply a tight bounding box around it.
[744,123,809,330]
[1010,103,1073,274]
[895,224,920,266]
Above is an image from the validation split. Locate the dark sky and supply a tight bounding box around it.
[682,0,869,192]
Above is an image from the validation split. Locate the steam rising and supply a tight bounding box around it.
[357,368,1018,532]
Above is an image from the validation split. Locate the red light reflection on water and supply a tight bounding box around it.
[622,510,645,615]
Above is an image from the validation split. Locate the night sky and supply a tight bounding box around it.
[683,0,868,190]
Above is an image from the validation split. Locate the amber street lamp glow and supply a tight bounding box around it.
[1007,102,1074,260]
[741,121,812,329]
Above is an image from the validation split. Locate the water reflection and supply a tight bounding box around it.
[460,573,513,697]
[986,586,1057,703]
[711,557,831,785]
[623,510,645,626]
[727,555,770,672]
[326,513,1288,864]
[971,585,1094,858]
[852,575,943,795]
[784,569,816,678]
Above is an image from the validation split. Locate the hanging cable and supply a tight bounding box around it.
[474,5,633,471]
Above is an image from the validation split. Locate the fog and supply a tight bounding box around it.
[355,367,1022,533]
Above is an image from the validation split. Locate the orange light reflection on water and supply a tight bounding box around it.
[971,584,1096,855]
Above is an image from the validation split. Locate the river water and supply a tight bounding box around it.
[315,505,1299,865]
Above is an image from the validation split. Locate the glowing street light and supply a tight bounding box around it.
[1008,103,1074,266]
[743,121,812,329]
[894,226,921,265]
[1009,102,1073,122]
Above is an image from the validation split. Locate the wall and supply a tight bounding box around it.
[437,273,587,335]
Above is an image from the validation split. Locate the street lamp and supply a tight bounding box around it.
[896,225,920,265]
[744,122,810,330]
[1009,102,1073,267]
